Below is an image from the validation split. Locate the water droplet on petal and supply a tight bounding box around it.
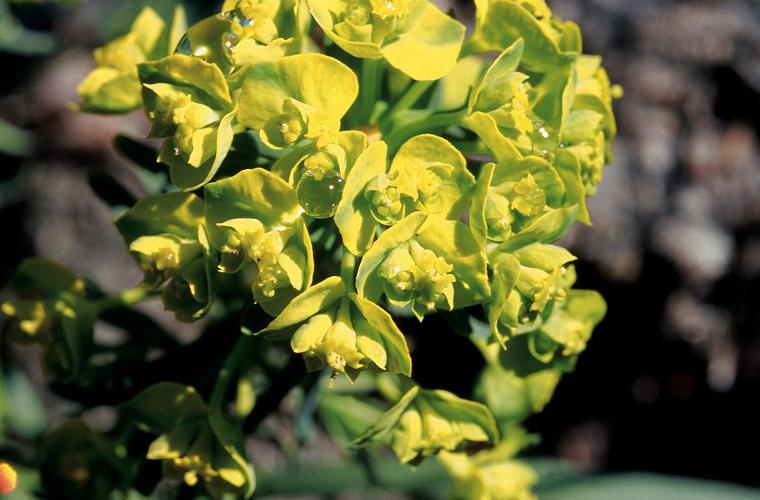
[173,12,254,66]
[174,33,193,56]
[530,119,558,160]
[224,32,239,50]
[297,171,345,218]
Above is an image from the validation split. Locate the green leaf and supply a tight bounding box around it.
[8,258,85,296]
[204,168,302,249]
[468,39,524,112]
[493,156,565,207]
[432,56,487,111]
[469,162,495,247]
[0,118,34,157]
[319,393,386,445]
[138,54,233,109]
[486,252,521,347]
[511,243,576,271]
[122,382,207,433]
[380,2,466,81]
[464,0,577,71]
[414,219,491,308]
[308,0,465,80]
[349,293,412,376]
[389,134,475,219]
[2,259,94,379]
[553,149,590,224]
[537,473,760,500]
[462,112,523,161]
[237,53,358,138]
[168,108,236,190]
[115,192,204,244]
[208,410,256,498]
[354,384,499,464]
[356,212,427,301]
[335,141,388,255]
[536,289,605,360]
[257,276,346,338]
[475,361,560,424]
[532,65,575,133]
[495,205,578,253]
[352,384,420,445]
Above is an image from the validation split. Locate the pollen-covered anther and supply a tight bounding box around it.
[326,352,347,372]
[172,454,217,487]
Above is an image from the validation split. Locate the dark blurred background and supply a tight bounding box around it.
[1,0,760,492]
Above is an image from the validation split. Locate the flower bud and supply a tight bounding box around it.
[40,420,124,500]
[291,313,365,374]
[379,241,456,319]
[508,174,546,217]
[129,234,203,286]
[364,174,405,225]
[484,192,514,242]
[148,419,248,497]
[354,386,498,465]
[441,451,537,500]
[262,98,322,149]
[1,259,94,379]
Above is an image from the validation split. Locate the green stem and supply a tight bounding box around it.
[210,335,254,410]
[358,58,384,125]
[380,80,435,128]
[92,285,156,313]
[384,109,468,153]
[340,248,356,288]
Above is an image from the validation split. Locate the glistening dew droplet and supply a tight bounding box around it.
[173,12,254,67]
[174,31,215,62]
[224,32,239,50]
[296,171,345,219]
[530,119,559,160]
[174,33,193,56]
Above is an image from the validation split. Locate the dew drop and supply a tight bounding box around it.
[296,171,345,218]
[173,12,254,66]
[224,32,239,50]
[174,33,193,56]
[530,119,558,160]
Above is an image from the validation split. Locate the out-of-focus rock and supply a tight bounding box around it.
[652,217,734,285]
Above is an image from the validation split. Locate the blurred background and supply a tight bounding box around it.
[1,0,760,496]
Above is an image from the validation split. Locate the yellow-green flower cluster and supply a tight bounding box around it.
[17,0,624,497]
[1,259,95,379]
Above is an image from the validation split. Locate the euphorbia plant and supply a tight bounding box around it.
[2,0,619,497]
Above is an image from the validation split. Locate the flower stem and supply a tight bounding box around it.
[357,58,384,125]
[379,80,435,129]
[340,248,356,289]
